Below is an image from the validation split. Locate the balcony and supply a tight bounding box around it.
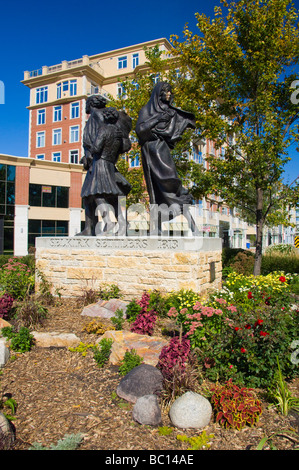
[24,56,104,81]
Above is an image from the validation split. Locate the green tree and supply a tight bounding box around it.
[170,0,299,275]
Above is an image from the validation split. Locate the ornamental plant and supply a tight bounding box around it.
[210,379,262,430]
[199,298,299,388]
[130,310,157,335]
[214,271,293,310]
[130,292,157,335]
[118,348,143,376]
[0,258,35,300]
[0,294,14,320]
[168,297,236,350]
[157,335,191,380]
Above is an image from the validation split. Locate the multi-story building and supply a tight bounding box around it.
[0,38,295,255]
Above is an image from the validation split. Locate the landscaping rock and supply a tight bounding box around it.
[116,363,164,403]
[169,391,212,429]
[0,338,10,368]
[0,318,12,330]
[32,331,81,348]
[96,330,168,366]
[81,299,128,319]
[0,411,15,448]
[132,394,162,426]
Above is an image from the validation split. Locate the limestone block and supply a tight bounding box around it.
[32,331,81,348]
[97,330,168,366]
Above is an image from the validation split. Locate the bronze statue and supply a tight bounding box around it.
[77,95,132,236]
[135,82,198,234]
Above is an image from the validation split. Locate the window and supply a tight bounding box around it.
[118,56,127,69]
[192,149,203,164]
[70,80,77,96]
[36,154,45,160]
[57,80,77,98]
[37,109,45,125]
[153,73,160,84]
[132,53,139,68]
[57,83,61,99]
[28,219,69,247]
[70,125,79,143]
[53,106,62,122]
[36,131,45,148]
[36,86,48,104]
[29,184,69,208]
[70,149,79,164]
[117,83,126,98]
[70,102,80,119]
[129,154,140,168]
[53,129,62,146]
[52,152,61,162]
[0,164,15,218]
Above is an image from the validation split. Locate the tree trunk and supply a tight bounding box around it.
[254,187,264,276]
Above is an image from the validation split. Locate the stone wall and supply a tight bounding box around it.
[35,236,222,299]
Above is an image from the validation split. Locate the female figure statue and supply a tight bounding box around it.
[78,96,132,236]
[135,81,198,234]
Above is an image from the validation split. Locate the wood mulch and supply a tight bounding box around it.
[1,298,298,452]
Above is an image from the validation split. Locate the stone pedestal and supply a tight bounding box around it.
[35,236,222,298]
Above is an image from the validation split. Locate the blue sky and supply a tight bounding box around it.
[0,0,298,184]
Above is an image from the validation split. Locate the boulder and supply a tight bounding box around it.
[0,338,10,368]
[96,330,168,366]
[81,299,128,319]
[0,411,15,448]
[132,395,162,426]
[32,331,81,348]
[0,318,12,330]
[169,391,212,429]
[116,363,163,403]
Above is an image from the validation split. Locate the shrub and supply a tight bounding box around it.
[167,289,201,313]
[77,288,99,307]
[210,379,262,430]
[228,251,255,276]
[82,320,113,335]
[29,433,83,450]
[177,431,214,450]
[215,271,293,309]
[98,283,122,300]
[261,253,299,275]
[118,349,143,376]
[157,335,191,380]
[0,258,34,299]
[130,310,157,336]
[111,308,125,330]
[129,292,157,335]
[92,338,113,368]
[0,294,14,320]
[1,326,35,353]
[14,298,48,328]
[125,299,142,323]
[196,299,299,388]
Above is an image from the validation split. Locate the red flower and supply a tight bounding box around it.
[240,347,246,353]
[254,319,263,327]
[279,276,286,283]
[260,331,269,337]
[245,324,251,329]
[247,292,253,299]
[234,327,242,331]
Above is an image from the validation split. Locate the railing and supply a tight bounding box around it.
[29,68,42,77]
